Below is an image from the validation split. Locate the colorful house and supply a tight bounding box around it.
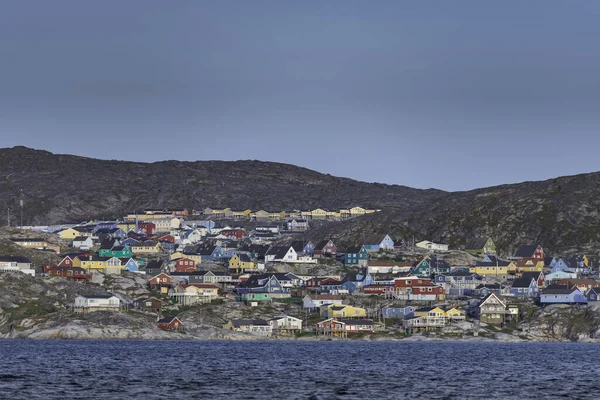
[344,246,369,267]
[540,285,587,304]
[157,316,184,331]
[363,234,395,252]
[513,244,544,261]
[322,305,367,319]
[313,240,337,257]
[240,292,272,303]
[465,237,496,255]
[98,246,133,259]
[511,277,538,298]
[228,253,257,272]
[79,256,123,274]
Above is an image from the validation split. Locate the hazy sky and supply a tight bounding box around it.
[1,1,599,191]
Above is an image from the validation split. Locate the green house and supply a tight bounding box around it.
[98,246,133,259]
[411,258,432,277]
[240,292,271,302]
[465,238,496,255]
[344,246,369,266]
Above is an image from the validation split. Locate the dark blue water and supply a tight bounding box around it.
[0,340,598,399]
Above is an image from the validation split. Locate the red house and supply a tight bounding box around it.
[149,273,172,287]
[313,240,337,257]
[138,222,156,235]
[45,265,92,283]
[157,316,184,331]
[175,258,196,273]
[362,285,388,295]
[58,253,90,267]
[513,245,544,261]
[220,229,246,239]
[306,277,331,289]
[158,235,175,244]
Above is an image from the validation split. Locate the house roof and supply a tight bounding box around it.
[521,271,542,280]
[230,319,270,328]
[542,284,578,295]
[338,319,373,326]
[290,240,308,252]
[511,277,535,288]
[306,294,342,301]
[514,245,539,258]
[0,256,31,263]
[465,238,490,250]
[73,236,91,242]
[157,316,181,324]
[10,237,46,242]
[345,246,364,254]
[79,293,115,299]
[236,253,252,263]
[314,240,333,251]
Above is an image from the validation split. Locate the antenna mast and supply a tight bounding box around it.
[20,189,24,229]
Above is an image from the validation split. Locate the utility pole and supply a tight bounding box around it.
[7,207,10,227]
[20,189,24,229]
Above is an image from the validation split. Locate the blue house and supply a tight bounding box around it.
[511,277,538,298]
[540,285,587,304]
[382,306,415,319]
[363,234,395,252]
[320,280,357,294]
[121,238,139,248]
[93,222,119,232]
[120,257,140,272]
[235,275,289,297]
[290,240,316,256]
[345,270,374,287]
[344,246,369,267]
[551,259,573,273]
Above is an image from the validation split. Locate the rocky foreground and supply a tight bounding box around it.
[1,271,600,342]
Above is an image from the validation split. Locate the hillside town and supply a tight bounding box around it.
[1,207,599,340]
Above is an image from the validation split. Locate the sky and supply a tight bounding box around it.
[1,1,599,191]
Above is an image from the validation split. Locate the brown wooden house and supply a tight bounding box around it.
[157,316,184,331]
[134,297,163,314]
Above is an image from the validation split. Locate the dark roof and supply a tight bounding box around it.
[521,271,542,280]
[542,284,577,295]
[230,319,269,328]
[514,245,539,258]
[73,236,90,242]
[144,260,165,270]
[466,238,489,250]
[338,319,373,326]
[79,293,115,299]
[157,316,180,324]
[237,254,252,263]
[346,246,364,254]
[10,237,45,242]
[0,256,31,263]
[314,240,332,251]
[512,277,535,288]
[290,240,307,252]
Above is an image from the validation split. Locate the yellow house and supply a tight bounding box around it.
[170,252,185,261]
[469,263,510,277]
[323,305,367,319]
[515,259,543,272]
[311,209,328,219]
[58,228,89,240]
[288,211,299,218]
[443,307,465,321]
[339,209,351,218]
[300,211,312,218]
[131,242,162,254]
[79,256,123,273]
[350,207,366,216]
[228,253,256,272]
[414,306,446,318]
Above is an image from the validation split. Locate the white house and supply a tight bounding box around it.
[269,315,303,333]
[303,294,343,310]
[0,256,35,276]
[72,236,94,250]
[416,240,449,251]
[266,246,298,263]
[74,294,120,312]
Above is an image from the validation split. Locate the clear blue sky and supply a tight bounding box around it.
[1,1,599,191]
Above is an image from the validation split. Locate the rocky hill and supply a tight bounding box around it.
[0,146,442,224]
[2,146,600,254]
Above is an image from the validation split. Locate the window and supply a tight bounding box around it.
[428,288,432,292]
